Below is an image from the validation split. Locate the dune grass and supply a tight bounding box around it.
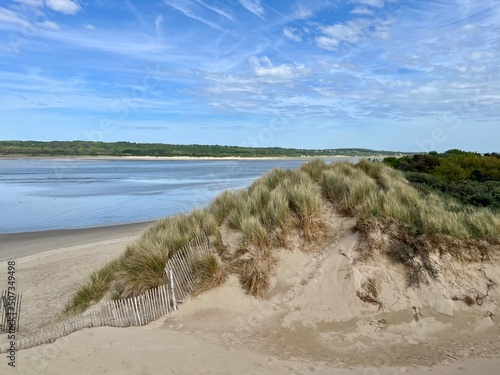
[281,171,323,241]
[64,259,120,314]
[191,253,228,296]
[68,159,500,312]
[238,247,277,297]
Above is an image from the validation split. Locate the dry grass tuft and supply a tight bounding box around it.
[191,253,228,296]
[283,172,322,241]
[241,216,269,249]
[300,159,329,182]
[238,248,277,297]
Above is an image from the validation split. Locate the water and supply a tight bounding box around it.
[0,158,354,233]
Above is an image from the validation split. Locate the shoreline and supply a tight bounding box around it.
[0,155,385,161]
[0,221,153,262]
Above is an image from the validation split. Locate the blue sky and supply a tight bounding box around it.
[0,0,498,152]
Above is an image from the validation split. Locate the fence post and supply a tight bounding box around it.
[167,267,177,311]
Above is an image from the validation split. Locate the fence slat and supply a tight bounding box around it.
[0,233,213,354]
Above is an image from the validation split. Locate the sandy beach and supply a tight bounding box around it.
[0,155,374,162]
[1,222,499,374]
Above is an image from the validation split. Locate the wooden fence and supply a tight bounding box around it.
[0,234,211,353]
[166,234,212,302]
[0,291,22,332]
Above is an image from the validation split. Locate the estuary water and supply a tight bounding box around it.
[0,157,354,234]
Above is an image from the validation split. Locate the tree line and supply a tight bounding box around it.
[384,150,500,211]
[0,140,405,158]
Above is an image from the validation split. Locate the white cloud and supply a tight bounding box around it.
[249,56,311,82]
[44,0,80,15]
[165,0,225,32]
[372,19,394,39]
[283,26,302,42]
[238,0,264,18]
[350,0,384,8]
[205,74,261,95]
[351,7,374,16]
[84,24,96,31]
[37,20,60,30]
[316,19,369,50]
[0,7,31,28]
[194,0,233,20]
[469,50,494,60]
[295,7,313,20]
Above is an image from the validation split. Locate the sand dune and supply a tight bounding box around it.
[1,221,500,374]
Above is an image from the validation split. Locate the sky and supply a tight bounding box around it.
[0,0,498,152]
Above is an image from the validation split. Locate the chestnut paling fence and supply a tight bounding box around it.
[0,235,211,353]
[0,291,22,332]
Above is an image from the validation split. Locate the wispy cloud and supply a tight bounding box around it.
[0,7,31,28]
[283,26,302,41]
[45,0,81,15]
[249,56,311,82]
[155,15,163,40]
[350,0,385,8]
[351,7,374,16]
[316,19,369,50]
[194,0,233,20]
[37,20,60,30]
[1,0,499,151]
[13,0,43,7]
[238,0,264,18]
[164,0,226,32]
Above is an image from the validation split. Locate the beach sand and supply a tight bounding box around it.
[1,222,499,374]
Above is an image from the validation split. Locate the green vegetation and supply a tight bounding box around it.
[67,159,500,313]
[0,140,408,158]
[191,253,228,296]
[384,150,500,211]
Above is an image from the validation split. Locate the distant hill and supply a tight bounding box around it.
[0,140,410,158]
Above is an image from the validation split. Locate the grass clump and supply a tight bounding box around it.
[227,192,252,230]
[322,165,377,215]
[65,259,119,314]
[241,216,269,249]
[191,253,228,296]
[262,187,292,232]
[239,248,277,297]
[283,172,322,240]
[209,190,241,225]
[248,183,271,214]
[300,159,328,182]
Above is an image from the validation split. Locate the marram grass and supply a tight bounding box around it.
[68,160,500,313]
